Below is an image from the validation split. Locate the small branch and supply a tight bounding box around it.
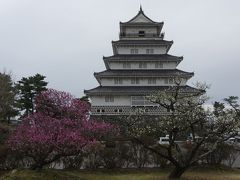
[132,137,180,167]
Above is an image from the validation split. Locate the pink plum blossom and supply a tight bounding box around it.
[8,89,115,169]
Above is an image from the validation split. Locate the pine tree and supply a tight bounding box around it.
[16,74,48,117]
[0,72,18,123]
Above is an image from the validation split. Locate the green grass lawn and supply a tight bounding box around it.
[1,167,240,180]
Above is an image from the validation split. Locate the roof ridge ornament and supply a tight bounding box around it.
[140,5,143,12]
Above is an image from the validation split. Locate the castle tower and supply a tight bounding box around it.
[84,8,196,115]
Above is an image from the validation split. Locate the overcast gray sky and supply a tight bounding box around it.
[0,0,240,102]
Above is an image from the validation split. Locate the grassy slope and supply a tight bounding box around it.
[1,168,240,180]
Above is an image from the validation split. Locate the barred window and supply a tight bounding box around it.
[114,78,123,84]
[131,78,140,84]
[155,62,163,68]
[123,62,131,69]
[105,96,114,102]
[139,62,147,69]
[148,78,156,84]
[146,49,154,54]
[164,78,168,84]
[130,49,138,54]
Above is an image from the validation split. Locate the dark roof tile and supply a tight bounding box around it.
[84,86,199,95]
[112,40,173,45]
[94,69,194,78]
[103,54,183,61]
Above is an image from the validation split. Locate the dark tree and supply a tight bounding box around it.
[16,74,48,116]
[80,95,90,102]
[0,72,18,123]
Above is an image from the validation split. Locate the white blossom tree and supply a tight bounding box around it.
[126,81,240,179]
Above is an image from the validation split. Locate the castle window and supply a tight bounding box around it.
[164,78,169,84]
[146,49,154,54]
[155,62,163,68]
[123,62,131,69]
[131,78,140,84]
[114,78,123,84]
[139,31,145,37]
[139,62,147,69]
[148,78,156,84]
[105,96,114,102]
[130,49,138,54]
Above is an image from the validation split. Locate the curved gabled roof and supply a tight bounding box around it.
[84,85,200,96]
[103,54,183,69]
[94,69,194,78]
[103,54,183,61]
[120,7,162,24]
[112,39,173,45]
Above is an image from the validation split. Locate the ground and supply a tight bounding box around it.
[1,167,240,180]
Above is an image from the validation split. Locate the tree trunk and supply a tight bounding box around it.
[30,155,63,170]
[7,116,10,124]
[168,166,186,179]
[30,163,44,170]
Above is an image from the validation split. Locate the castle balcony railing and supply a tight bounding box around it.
[90,106,169,116]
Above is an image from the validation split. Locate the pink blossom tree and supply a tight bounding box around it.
[8,89,114,169]
[35,88,90,119]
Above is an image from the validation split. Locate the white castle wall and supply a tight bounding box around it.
[100,77,187,86]
[91,95,131,106]
[108,61,177,70]
[125,27,157,35]
[116,46,167,54]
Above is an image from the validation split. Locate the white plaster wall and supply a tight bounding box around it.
[100,77,187,86]
[109,61,177,70]
[117,46,167,54]
[125,27,157,35]
[91,95,131,106]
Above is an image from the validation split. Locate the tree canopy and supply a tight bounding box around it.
[112,82,240,179]
[16,73,48,117]
[0,72,18,123]
[8,89,114,169]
